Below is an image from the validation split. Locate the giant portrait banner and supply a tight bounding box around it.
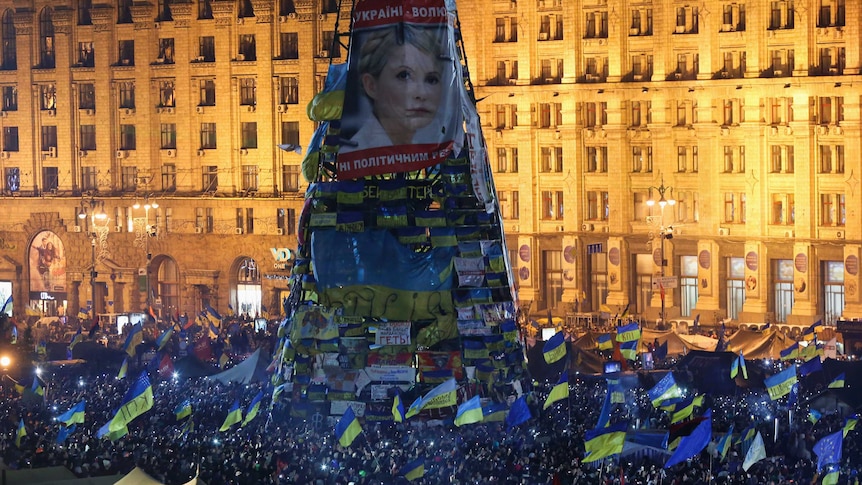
[29,230,67,300]
[337,0,463,179]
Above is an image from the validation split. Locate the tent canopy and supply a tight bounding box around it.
[209,348,269,385]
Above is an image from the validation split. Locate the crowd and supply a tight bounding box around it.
[0,323,860,484]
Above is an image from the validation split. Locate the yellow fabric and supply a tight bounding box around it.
[307,90,345,122]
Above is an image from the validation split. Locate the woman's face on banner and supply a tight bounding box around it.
[362,43,443,143]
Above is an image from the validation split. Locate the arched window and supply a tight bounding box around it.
[1,10,15,70]
[78,0,92,25]
[236,257,261,318]
[39,8,55,68]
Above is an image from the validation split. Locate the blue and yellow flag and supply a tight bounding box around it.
[7,376,25,395]
[335,406,362,447]
[179,418,195,440]
[454,395,483,426]
[174,399,192,420]
[764,365,797,400]
[716,424,734,461]
[615,322,641,343]
[15,419,26,447]
[821,464,839,485]
[828,373,845,389]
[392,392,406,423]
[97,421,128,441]
[802,320,824,341]
[406,378,458,418]
[843,414,858,437]
[666,395,704,424]
[800,342,822,361]
[736,424,756,445]
[122,324,143,357]
[219,399,243,432]
[155,326,174,351]
[105,372,154,434]
[117,358,128,380]
[543,331,566,364]
[68,326,83,350]
[482,402,507,422]
[648,372,683,407]
[401,457,425,481]
[31,376,45,397]
[56,424,76,445]
[664,409,712,469]
[596,333,613,351]
[543,370,569,410]
[731,352,748,379]
[800,356,823,377]
[619,340,639,361]
[583,422,627,463]
[780,342,799,361]
[57,400,85,425]
[35,340,47,355]
[241,390,264,427]
[809,409,823,424]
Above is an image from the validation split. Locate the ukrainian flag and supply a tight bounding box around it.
[648,373,683,407]
[97,421,128,441]
[666,395,704,424]
[780,342,800,361]
[716,425,734,461]
[543,331,567,364]
[15,419,26,447]
[219,400,243,432]
[730,352,748,380]
[800,342,822,361]
[122,323,143,357]
[615,322,641,343]
[117,358,128,380]
[241,390,264,427]
[543,371,569,410]
[619,340,639,361]
[482,402,508,422]
[407,378,458,418]
[596,333,613,351]
[401,457,425,481]
[764,365,798,400]
[392,392,406,423]
[155,326,174,351]
[808,409,822,424]
[106,372,154,433]
[736,425,756,445]
[57,400,85,426]
[583,422,628,463]
[843,414,858,437]
[828,373,846,389]
[802,320,824,340]
[7,376,25,395]
[68,326,83,350]
[822,465,839,485]
[335,406,362,447]
[31,376,45,397]
[454,395,484,427]
[174,399,192,420]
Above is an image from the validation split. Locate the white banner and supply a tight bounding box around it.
[375,321,412,346]
[454,257,486,287]
[330,400,366,417]
[364,365,417,383]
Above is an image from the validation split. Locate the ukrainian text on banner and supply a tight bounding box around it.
[337,0,463,178]
[362,366,417,383]
[376,322,412,346]
[330,400,367,417]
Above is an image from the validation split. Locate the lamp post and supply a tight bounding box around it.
[79,194,108,318]
[646,179,676,326]
[133,196,158,308]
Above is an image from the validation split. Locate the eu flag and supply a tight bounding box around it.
[813,430,843,473]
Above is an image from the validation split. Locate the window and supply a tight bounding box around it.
[769,0,794,29]
[76,42,94,67]
[42,167,58,192]
[817,96,844,124]
[818,0,845,27]
[726,257,746,320]
[321,31,340,57]
[197,79,215,106]
[195,207,215,233]
[239,0,255,17]
[77,84,95,111]
[538,58,563,83]
[537,14,563,40]
[41,126,57,151]
[118,0,133,23]
[768,97,793,124]
[157,38,175,64]
[118,40,134,66]
[280,121,300,147]
[280,77,299,104]
[81,166,97,191]
[679,256,699,317]
[279,0,296,16]
[4,167,19,192]
[771,193,795,225]
[769,48,794,76]
[823,260,845,326]
[818,144,844,174]
[40,84,56,110]
[586,146,607,173]
[630,54,653,80]
[770,145,794,173]
[278,33,299,59]
[282,166,299,192]
[199,0,213,19]
[629,7,653,35]
[242,165,259,191]
[159,81,175,107]
[160,123,177,149]
[2,126,17,151]
[631,101,651,126]
[277,208,296,234]
[161,164,176,191]
[2,86,17,111]
[820,193,846,226]
[80,125,96,151]
[157,0,173,21]
[539,146,563,173]
[1,10,17,70]
[584,101,607,127]
[200,123,217,149]
[121,166,137,192]
[238,34,256,61]
[119,82,135,108]
[541,191,564,220]
[240,78,256,106]
[773,259,795,323]
[587,191,609,221]
[724,192,746,223]
[584,10,608,38]
[722,98,743,125]
[39,8,55,68]
[119,124,136,150]
[631,146,652,173]
[241,122,257,149]
[202,165,218,192]
[198,36,215,62]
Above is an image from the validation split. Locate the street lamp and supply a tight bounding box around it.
[133,196,158,308]
[79,194,108,319]
[646,179,676,326]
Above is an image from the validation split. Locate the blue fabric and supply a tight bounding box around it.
[311,229,455,292]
